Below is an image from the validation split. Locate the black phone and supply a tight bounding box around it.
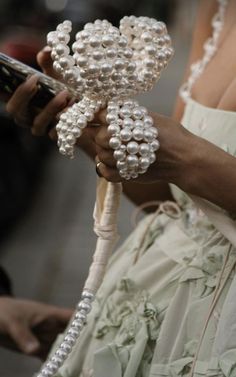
[0,53,77,108]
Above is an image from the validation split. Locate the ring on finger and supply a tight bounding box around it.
[95,161,103,178]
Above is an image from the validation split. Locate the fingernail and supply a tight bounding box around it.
[42,46,52,52]
[59,90,70,105]
[25,340,39,353]
[26,74,39,87]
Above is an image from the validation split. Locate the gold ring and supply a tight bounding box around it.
[95,161,103,177]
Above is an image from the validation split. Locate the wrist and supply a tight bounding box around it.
[175,133,223,196]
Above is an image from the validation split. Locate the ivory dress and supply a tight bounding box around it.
[51,97,236,377]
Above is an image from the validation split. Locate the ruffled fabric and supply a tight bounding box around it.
[91,277,165,377]
[149,351,236,377]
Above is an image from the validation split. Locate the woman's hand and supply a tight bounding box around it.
[93,110,197,187]
[5,48,71,139]
[0,297,72,360]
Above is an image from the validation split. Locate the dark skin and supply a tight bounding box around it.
[4,1,236,214]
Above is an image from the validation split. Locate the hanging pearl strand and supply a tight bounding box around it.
[180,0,228,102]
[36,181,122,377]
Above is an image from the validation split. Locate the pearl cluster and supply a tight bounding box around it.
[180,0,228,102]
[48,17,173,100]
[56,96,105,157]
[107,99,159,179]
[46,16,173,161]
[37,290,94,377]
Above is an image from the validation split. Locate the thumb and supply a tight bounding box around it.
[9,321,40,355]
[37,47,59,78]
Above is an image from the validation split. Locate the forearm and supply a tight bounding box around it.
[177,134,236,213]
[122,181,173,210]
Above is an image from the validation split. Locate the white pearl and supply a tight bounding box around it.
[107,124,120,135]
[87,64,100,75]
[111,72,122,82]
[144,58,155,68]
[114,59,125,71]
[77,56,87,67]
[132,127,143,141]
[141,32,152,43]
[66,134,75,144]
[74,42,86,53]
[77,115,87,128]
[118,36,128,47]
[127,73,137,82]
[58,32,70,44]
[76,76,84,87]
[46,361,58,375]
[139,156,150,169]
[84,110,94,121]
[139,143,150,156]
[127,154,138,167]
[53,61,63,73]
[51,356,63,368]
[149,152,156,164]
[123,48,133,58]
[143,115,154,127]
[89,36,100,48]
[126,62,136,73]
[142,69,152,80]
[56,43,69,55]
[101,63,113,74]
[150,126,158,137]
[109,137,121,149]
[127,141,139,154]
[64,335,76,346]
[123,118,134,129]
[150,139,160,152]
[59,146,66,155]
[81,290,94,301]
[41,369,52,377]
[119,106,132,119]
[107,104,119,113]
[132,107,143,120]
[106,48,117,58]
[113,149,126,161]
[55,349,67,361]
[102,35,114,46]
[145,45,157,56]
[80,30,91,40]
[106,113,118,123]
[64,69,76,81]
[60,341,72,354]
[117,160,128,170]
[78,301,92,313]
[144,129,154,142]
[93,50,104,60]
[120,128,132,141]
[119,168,128,176]
[71,319,83,329]
[68,327,80,338]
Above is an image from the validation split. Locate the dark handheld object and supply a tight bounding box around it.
[0,53,77,107]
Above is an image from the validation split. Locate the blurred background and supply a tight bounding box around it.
[0,0,197,375]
